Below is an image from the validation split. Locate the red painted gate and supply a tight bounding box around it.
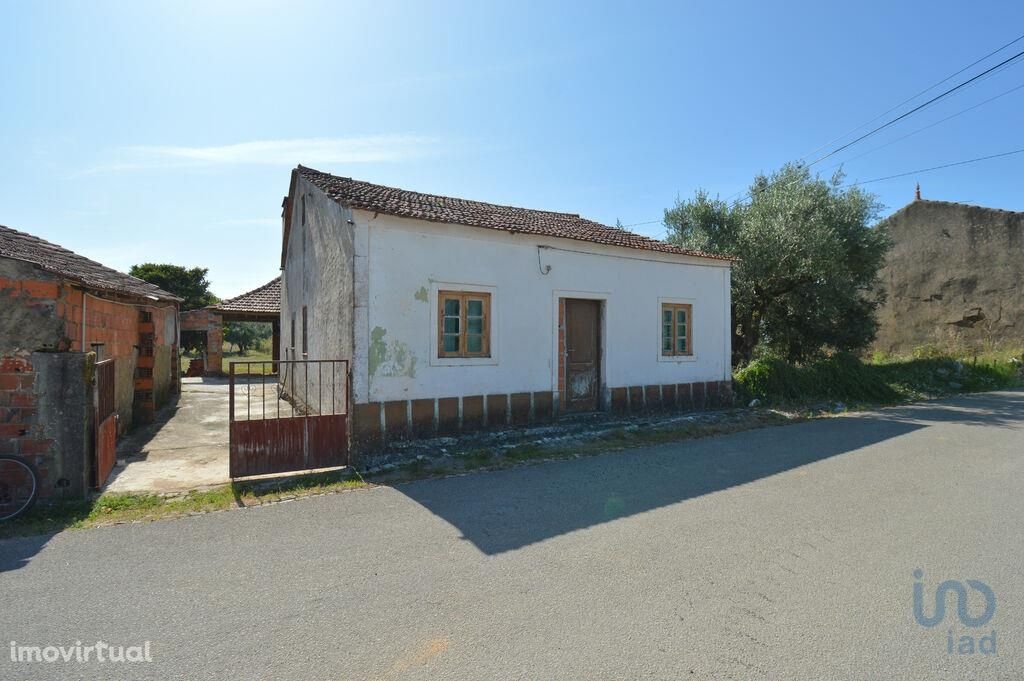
[229,359,349,478]
[93,358,117,488]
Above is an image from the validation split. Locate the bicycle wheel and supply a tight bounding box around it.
[0,455,39,521]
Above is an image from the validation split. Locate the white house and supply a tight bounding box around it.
[279,165,735,448]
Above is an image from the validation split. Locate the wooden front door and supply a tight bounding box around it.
[564,299,601,412]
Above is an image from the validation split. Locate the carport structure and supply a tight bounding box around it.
[212,276,282,366]
[179,276,281,376]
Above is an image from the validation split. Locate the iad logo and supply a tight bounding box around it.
[913,569,997,655]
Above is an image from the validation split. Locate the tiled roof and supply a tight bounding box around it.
[0,224,180,302]
[214,276,280,314]
[296,166,735,261]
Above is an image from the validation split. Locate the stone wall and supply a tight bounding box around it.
[875,200,1024,354]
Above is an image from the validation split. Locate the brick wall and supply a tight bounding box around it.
[0,356,42,457]
[1,260,180,496]
[0,355,50,497]
[180,309,224,375]
[0,353,94,499]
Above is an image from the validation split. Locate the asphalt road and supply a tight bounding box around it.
[2,391,1022,680]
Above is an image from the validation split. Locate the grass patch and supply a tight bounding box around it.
[179,348,275,375]
[222,349,274,375]
[734,351,1022,407]
[1,471,368,540]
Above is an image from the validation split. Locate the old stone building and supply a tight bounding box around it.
[874,196,1024,354]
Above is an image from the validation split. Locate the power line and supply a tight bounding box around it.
[633,146,1024,229]
[722,37,1024,205]
[823,80,1024,171]
[726,48,1024,206]
[798,32,1024,162]
[626,35,1024,228]
[847,147,1024,186]
[805,47,1024,167]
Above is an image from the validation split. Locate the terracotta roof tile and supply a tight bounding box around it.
[0,224,180,302]
[297,166,734,261]
[214,276,280,314]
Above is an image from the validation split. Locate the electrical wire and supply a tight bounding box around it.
[621,35,1024,225]
[805,47,1024,168]
[847,147,1024,186]
[798,32,1024,162]
[823,81,1024,171]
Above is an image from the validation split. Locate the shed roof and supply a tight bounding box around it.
[294,166,735,262]
[213,276,280,315]
[0,224,180,302]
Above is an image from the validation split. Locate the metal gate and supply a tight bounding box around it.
[229,359,349,478]
[93,358,117,488]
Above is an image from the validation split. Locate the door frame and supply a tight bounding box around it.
[551,290,608,412]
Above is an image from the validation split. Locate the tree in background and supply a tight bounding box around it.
[665,163,891,364]
[223,322,272,355]
[129,263,219,311]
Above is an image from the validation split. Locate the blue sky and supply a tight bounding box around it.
[2,1,1022,297]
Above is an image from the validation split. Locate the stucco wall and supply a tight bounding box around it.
[875,200,1024,353]
[31,351,95,499]
[280,175,355,414]
[353,211,732,405]
[0,259,66,353]
[152,345,172,408]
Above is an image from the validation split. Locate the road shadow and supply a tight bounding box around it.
[395,390,1024,555]
[0,533,61,573]
[851,388,1024,429]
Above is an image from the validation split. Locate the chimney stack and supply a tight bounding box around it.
[915,183,921,201]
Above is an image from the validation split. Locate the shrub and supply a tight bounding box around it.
[735,353,899,404]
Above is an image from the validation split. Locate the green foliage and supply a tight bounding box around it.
[179,329,206,354]
[734,352,1022,406]
[734,353,900,404]
[129,263,219,311]
[665,163,891,363]
[223,322,272,354]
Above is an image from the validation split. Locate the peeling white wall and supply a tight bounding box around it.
[280,176,354,413]
[351,210,732,404]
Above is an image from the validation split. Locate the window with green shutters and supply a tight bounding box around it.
[661,303,692,356]
[438,291,491,358]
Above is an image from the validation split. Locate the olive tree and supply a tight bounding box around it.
[665,163,891,364]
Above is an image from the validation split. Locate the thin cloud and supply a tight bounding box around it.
[81,135,438,174]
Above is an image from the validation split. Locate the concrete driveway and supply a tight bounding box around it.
[107,376,297,493]
[104,378,232,493]
[2,390,1022,680]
